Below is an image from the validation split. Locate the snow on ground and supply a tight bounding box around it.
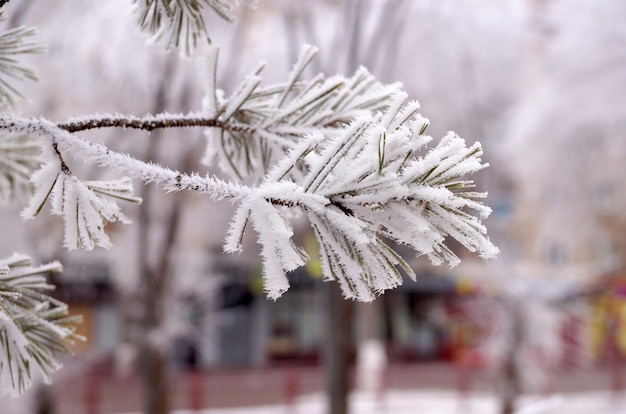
[117,389,626,414]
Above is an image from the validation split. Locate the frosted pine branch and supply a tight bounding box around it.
[0,134,41,203]
[0,17,43,108]
[225,92,498,300]
[202,45,401,180]
[0,254,82,394]
[132,0,256,56]
[0,115,251,249]
[0,46,497,301]
[0,115,251,199]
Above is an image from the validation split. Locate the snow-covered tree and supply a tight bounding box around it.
[0,0,498,397]
[478,1,626,413]
[502,0,626,278]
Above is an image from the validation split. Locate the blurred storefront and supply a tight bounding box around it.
[227,266,495,366]
[52,257,613,372]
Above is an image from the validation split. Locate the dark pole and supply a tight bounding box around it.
[325,283,353,414]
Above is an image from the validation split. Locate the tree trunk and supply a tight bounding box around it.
[499,300,523,414]
[135,56,180,414]
[137,187,184,414]
[35,383,54,414]
[325,284,353,414]
[139,340,169,414]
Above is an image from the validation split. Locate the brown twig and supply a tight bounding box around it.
[56,114,256,134]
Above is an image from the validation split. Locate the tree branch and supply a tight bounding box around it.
[0,116,253,201]
[56,112,256,134]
